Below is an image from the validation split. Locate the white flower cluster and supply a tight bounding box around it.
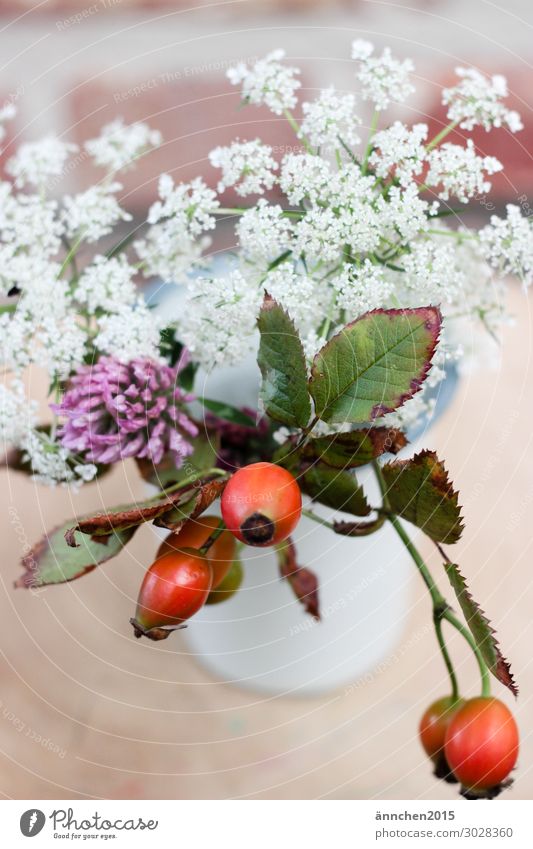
[2,42,531,488]
[443,67,523,133]
[352,39,415,111]
[227,49,301,115]
[209,139,278,196]
[426,139,502,203]
[85,118,162,172]
[480,204,533,285]
[0,115,166,485]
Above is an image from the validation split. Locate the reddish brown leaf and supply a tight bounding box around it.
[277,537,320,621]
[66,475,227,542]
[333,515,386,536]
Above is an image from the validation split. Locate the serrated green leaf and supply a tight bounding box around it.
[309,307,441,424]
[16,522,136,588]
[302,464,370,516]
[382,450,464,543]
[301,427,407,469]
[444,561,517,696]
[257,294,311,428]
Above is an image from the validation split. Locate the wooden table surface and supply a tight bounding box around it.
[1,280,532,801]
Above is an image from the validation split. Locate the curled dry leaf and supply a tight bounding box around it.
[277,537,320,621]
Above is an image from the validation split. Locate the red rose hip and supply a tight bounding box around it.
[157,514,236,588]
[131,548,212,640]
[444,697,519,796]
[221,461,302,546]
[419,696,464,781]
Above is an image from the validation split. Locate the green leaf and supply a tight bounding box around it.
[257,294,311,428]
[309,307,441,424]
[16,522,136,588]
[300,427,407,469]
[382,450,464,543]
[277,538,320,620]
[199,398,256,427]
[301,465,370,516]
[444,561,518,697]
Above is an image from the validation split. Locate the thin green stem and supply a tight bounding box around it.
[425,119,460,153]
[283,108,313,154]
[58,235,83,279]
[373,460,490,697]
[361,110,379,174]
[199,519,226,555]
[434,612,460,700]
[302,508,335,531]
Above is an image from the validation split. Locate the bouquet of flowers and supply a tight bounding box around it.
[2,41,530,798]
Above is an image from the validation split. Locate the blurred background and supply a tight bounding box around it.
[1,0,533,800]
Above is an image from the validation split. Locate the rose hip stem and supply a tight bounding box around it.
[198,519,227,556]
[372,461,491,699]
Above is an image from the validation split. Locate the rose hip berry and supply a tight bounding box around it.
[131,548,212,640]
[157,514,236,589]
[444,697,519,797]
[206,558,244,605]
[419,696,464,782]
[221,461,302,547]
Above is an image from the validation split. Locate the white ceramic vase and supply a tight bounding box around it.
[181,357,416,696]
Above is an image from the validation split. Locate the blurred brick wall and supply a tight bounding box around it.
[0,0,530,216]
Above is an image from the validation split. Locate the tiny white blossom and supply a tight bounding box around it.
[62,182,132,243]
[378,183,438,244]
[236,200,293,263]
[95,299,162,362]
[279,153,333,205]
[352,40,415,110]
[209,139,278,196]
[300,87,361,150]
[369,122,428,186]
[227,49,301,115]
[479,204,533,285]
[0,380,35,448]
[85,118,162,172]
[0,188,63,258]
[180,270,262,368]
[20,429,94,487]
[135,220,209,285]
[426,139,502,203]
[401,238,466,303]
[6,136,78,188]
[331,260,394,318]
[147,174,218,235]
[263,266,332,335]
[76,255,137,313]
[443,67,523,133]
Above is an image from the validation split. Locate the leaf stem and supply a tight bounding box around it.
[199,519,226,555]
[283,108,313,154]
[434,610,460,701]
[361,110,379,174]
[301,507,335,530]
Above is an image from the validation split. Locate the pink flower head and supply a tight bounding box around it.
[54,355,198,467]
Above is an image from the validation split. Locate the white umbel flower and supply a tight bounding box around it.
[236,200,293,263]
[85,118,162,172]
[63,183,132,243]
[370,122,428,186]
[479,204,533,285]
[352,39,415,110]
[95,299,162,362]
[147,174,218,235]
[227,49,301,115]
[180,270,262,368]
[300,87,361,150]
[0,380,35,448]
[135,219,209,285]
[6,136,78,188]
[279,153,333,205]
[76,255,137,313]
[331,260,394,319]
[209,139,278,196]
[443,67,523,133]
[426,139,502,203]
